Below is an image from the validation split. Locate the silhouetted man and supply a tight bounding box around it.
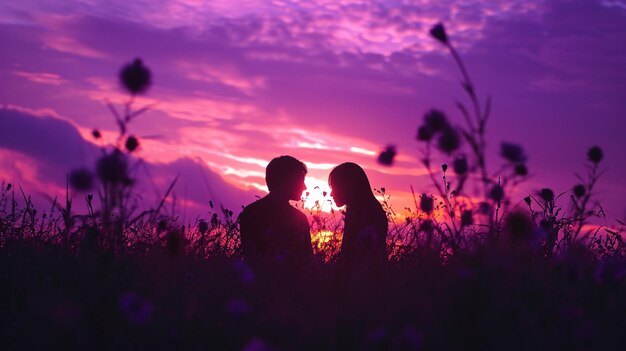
[239,156,313,274]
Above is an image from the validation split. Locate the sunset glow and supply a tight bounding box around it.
[302,176,336,212]
[311,230,337,250]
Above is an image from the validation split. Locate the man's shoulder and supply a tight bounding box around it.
[286,205,309,227]
[239,197,269,221]
[285,203,306,216]
[240,196,308,224]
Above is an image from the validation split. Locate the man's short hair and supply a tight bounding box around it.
[266,156,307,192]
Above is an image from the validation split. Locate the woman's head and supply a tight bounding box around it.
[328,162,374,207]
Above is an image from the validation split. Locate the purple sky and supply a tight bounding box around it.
[1,0,625,222]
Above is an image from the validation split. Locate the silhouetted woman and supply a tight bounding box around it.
[329,162,388,267]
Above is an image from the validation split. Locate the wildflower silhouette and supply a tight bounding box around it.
[429,23,449,44]
[452,156,468,175]
[514,163,528,176]
[524,196,532,206]
[573,184,586,198]
[489,184,504,202]
[460,210,473,226]
[65,58,164,251]
[68,168,94,191]
[500,142,527,163]
[120,58,151,95]
[419,193,433,213]
[377,145,397,166]
[539,188,555,203]
[424,109,449,132]
[125,135,139,152]
[436,126,461,154]
[198,220,209,234]
[504,211,534,240]
[587,145,603,163]
[96,149,129,185]
[416,125,433,141]
[412,22,615,256]
[379,21,543,245]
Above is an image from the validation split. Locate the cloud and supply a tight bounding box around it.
[0,106,96,185]
[13,70,65,85]
[0,106,260,216]
[148,157,260,215]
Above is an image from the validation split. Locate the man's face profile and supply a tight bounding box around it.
[288,173,306,201]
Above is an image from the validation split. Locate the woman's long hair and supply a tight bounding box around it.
[329,162,378,207]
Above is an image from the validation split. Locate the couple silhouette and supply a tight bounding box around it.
[239,156,387,274]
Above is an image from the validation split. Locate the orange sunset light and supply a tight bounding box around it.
[302,176,337,212]
[311,230,336,250]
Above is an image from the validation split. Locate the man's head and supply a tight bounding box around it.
[266,156,307,201]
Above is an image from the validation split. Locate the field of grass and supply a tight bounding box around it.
[1,205,624,350]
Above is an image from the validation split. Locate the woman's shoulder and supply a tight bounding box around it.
[351,200,387,223]
[371,200,387,219]
[370,201,388,233]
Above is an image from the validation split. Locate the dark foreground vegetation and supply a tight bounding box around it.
[2,23,625,350]
[1,218,624,350]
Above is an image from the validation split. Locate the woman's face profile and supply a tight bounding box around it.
[329,177,347,207]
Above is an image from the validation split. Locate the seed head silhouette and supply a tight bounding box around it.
[429,23,449,44]
[539,188,555,203]
[573,184,586,198]
[378,145,397,166]
[501,142,527,163]
[69,168,94,191]
[437,127,460,154]
[420,193,434,213]
[587,146,603,164]
[453,156,468,175]
[125,135,139,152]
[120,58,152,95]
[489,185,504,202]
[514,163,528,176]
[424,110,449,132]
